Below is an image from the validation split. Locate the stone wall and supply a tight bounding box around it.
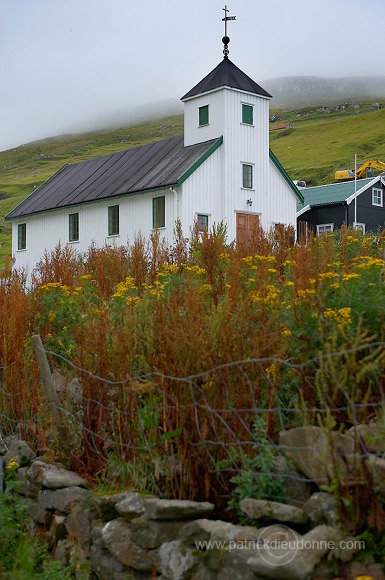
[0,435,383,580]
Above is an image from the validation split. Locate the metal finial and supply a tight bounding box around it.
[222,5,236,58]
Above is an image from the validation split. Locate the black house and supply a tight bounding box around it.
[297,175,385,240]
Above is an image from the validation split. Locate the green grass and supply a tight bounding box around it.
[270,107,385,185]
[1,103,385,267]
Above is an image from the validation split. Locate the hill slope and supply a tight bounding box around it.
[264,76,385,107]
[1,104,385,268]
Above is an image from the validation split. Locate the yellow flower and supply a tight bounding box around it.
[283,281,294,287]
[319,272,339,280]
[158,264,179,277]
[200,283,212,294]
[255,255,276,263]
[265,363,277,379]
[242,256,254,266]
[112,277,137,298]
[282,329,292,337]
[252,285,279,306]
[354,257,384,269]
[297,289,315,300]
[125,296,140,305]
[324,307,352,329]
[185,265,206,275]
[6,458,19,470]
[342,273,360,281]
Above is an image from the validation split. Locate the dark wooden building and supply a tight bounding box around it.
[297,175,385,240]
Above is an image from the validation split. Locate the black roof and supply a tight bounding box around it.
[6,135,222,219]
[181,58,272,100]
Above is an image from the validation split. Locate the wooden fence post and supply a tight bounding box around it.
[32,334,69,446]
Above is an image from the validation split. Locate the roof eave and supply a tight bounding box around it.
[345,175,381,205]
[296,204,311,218]
[5,182,180,221]
[269,149,304,203]
[181,85,271,102]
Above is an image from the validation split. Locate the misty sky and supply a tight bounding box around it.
[1,0,383,152]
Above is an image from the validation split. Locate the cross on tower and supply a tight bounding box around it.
[222,5,236,58]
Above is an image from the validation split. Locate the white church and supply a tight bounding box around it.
[6,12,303,273]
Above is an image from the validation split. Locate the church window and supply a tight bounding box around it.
[199,105,209,127]
[18,223,26,250]
[69,213,79,242]
[153,196,165,228]
[242,104,253,125]
[242,164,253,189]
[108,205,119,236]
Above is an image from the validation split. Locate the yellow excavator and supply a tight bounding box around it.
[335,159,385,181]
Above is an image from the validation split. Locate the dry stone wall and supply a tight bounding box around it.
[0,434,383,580]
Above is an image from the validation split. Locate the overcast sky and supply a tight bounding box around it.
[0,0,383,152]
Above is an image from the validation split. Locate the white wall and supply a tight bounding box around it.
[11,188,177,274]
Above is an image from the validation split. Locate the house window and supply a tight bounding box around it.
[316,223,334,235]
[69,212,79,242]
[108,205,119,236]
[196,213,209,232]
[199,105,209,127]
[274,223,286,231]
[353,222,365,233]
[242,104,253,125]
[372,187,383,207]
[153,196,165,229]
[17,223,26,250]
[242,164,253,189]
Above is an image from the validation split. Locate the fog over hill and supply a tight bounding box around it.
[10,76,385,150]
[89,76,385,132]
[263,76,385,107]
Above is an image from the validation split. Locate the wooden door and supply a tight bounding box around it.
[298,220,308,243]
[236,212,260,245]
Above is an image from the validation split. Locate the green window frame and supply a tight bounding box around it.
[199,105,209,127]
[17,223,26,250]
[153,196,165,229]
[197,213,209,232]
[108,205,119,236]
[242,164,253,189]
[69,212,79,242]
[242,104,253,125]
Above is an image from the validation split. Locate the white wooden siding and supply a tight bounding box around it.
[180,146,223,235]
[12,189,177,274]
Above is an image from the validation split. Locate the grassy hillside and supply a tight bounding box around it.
[1,103,385,268]
[270,105,385,184]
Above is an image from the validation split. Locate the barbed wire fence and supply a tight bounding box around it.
[1,335,385,520]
